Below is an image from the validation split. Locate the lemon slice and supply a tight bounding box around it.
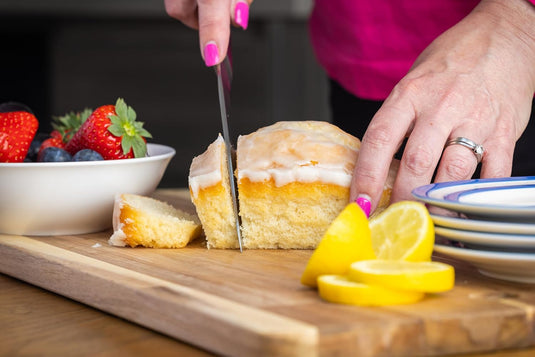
[318,275,425,306]
[301,203,375,287]
[369,201,434,261]
[349,260,455,293]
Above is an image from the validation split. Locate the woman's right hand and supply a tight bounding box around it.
[164,0,252,66]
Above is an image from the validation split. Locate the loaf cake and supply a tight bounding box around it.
[109,193,202,248]
[188,134,240,249]
[188,121,397,249]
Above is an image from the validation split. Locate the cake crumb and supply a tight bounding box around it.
[92,243,102,248]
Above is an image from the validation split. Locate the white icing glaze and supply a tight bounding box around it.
[111,194,123,231]
[188,135,225,198]
[109,195,127,246]
[108,226,127,246]
[237,121,360,187]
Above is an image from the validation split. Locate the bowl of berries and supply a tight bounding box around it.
[0,98,175,236]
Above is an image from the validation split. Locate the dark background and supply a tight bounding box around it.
[0,0,329,187]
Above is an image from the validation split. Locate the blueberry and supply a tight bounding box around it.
[38,147,72,162]
[26,132,50,162]
[72,149,104,161]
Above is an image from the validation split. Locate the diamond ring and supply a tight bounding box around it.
[445,137,485,164]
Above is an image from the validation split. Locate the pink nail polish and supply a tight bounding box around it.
[203,42,219,67]
[235,1,249,30]
[355,194,371,218]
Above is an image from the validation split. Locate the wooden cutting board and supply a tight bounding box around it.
[1,189,535,357]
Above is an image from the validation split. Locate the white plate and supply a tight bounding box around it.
[434,244,535,284]
[412,177,535,221]
[431,213,535,235]
[444,184,535,207]
[435,226,535,249]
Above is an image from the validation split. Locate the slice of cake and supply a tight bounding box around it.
[188,134,239,249]
[109,193,201,248]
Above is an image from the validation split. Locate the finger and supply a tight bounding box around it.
[479,134,515,178]
[198,0,232,66]
[436,120,515,182]
[164,0,199,29]
[390,116,447,203]
[350,100,414,212]
[434,141,479,183]
[231,0,252,30]
[478,109,523,178]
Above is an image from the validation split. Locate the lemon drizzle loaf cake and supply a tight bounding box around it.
[189,121,397,249]
[188,134,239,249]
[109,193,202,248]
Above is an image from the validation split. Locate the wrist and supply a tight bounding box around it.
[476,0,535,93]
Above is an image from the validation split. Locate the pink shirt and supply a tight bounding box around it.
[309,0,480,100]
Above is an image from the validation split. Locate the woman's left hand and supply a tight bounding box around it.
[351,0,535,212]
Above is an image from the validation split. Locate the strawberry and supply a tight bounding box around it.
[53,109,92,154]
[38,136,66,157]
[0,111,39,162]
[67,98,151,160]
[50,130,63,139]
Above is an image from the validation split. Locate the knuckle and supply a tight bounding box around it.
[165,1,193,21]
[392,76,422,99]
[352,164,388,199]
[353,169,381,188]
[441,155,474,180]
[199,12,226,31]
[402,144,435,176]
[362,124,395,150]
[483,165,510,178]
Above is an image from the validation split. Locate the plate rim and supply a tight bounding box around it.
[434,226,535,248]
[430,213,535,234]
[434,242,535,283]
[434,243,535,262]
[444,183,535,207]
[412,176,535,218]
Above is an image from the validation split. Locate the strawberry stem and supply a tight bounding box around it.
[107,98,152,157]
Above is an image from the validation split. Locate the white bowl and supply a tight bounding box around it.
[0,143,175,236]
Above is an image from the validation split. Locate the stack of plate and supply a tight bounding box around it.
[412,176,535,284]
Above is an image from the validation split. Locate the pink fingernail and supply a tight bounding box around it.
[355,194,371,218]
[203,41,219,67]
[235,1,249,30]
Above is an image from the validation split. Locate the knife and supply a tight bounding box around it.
[214,43,243,252]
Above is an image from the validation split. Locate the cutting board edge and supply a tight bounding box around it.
[0,235,319,357]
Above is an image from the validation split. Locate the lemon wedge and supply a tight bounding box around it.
[317,275,425,306]
[349,260,455,293]
[369,201,434,261]
[301,203,375,287]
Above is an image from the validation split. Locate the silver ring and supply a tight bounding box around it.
[445,137,484,164]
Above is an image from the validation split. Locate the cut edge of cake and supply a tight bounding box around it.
[188,134,239,249]
[109,193,202,248]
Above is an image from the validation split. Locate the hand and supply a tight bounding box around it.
[164,0,253,66]
[350,0,535,213]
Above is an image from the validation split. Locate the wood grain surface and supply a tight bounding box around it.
[0,273,213,357]
[1,189,535,357]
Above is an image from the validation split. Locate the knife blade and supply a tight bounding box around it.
[215,44,243,252]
